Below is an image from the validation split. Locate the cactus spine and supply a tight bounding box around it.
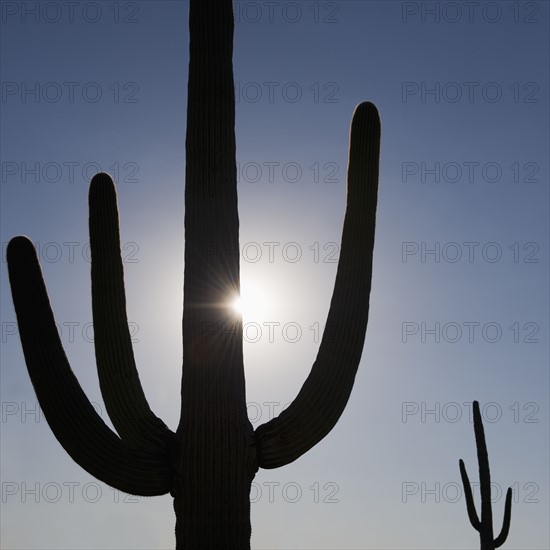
[6,0,380,548]
[459,401,513,550]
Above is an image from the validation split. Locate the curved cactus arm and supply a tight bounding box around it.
[7,237,172,496]
[459,458,481,531]
[255,102,380,468]
[494,487,512,548]
[89,173,173,451]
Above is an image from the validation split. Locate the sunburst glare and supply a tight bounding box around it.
[231,280,270,322]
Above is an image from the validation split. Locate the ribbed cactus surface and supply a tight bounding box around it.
[6,0,380,548]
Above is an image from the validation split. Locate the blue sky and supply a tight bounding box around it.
[1,1,549,548]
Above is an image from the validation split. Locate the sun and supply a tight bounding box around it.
[231,280,270,322]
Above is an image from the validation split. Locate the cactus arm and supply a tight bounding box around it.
[6,237,172,495]
[459,458,482,531]
[89,173,174,450]
[494,487,512,548]
[255,102,380,468]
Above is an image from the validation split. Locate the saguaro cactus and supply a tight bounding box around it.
[459,401,513,550]
[6,1,380,548]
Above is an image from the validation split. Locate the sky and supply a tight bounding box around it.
[1,1,549,549]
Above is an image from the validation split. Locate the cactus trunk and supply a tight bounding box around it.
[172,427,255,549]
[174,2,258,547]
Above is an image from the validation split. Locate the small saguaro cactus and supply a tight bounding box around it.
[459,401,513,550]
[6,0,380,548]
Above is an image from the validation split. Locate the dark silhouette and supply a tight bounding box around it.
[6,1,380,548]
[459,401,513,550]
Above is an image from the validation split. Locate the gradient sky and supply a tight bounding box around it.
[1,1,549,549]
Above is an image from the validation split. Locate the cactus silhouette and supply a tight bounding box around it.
[6,1,379,548]
[459,401,513,550]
